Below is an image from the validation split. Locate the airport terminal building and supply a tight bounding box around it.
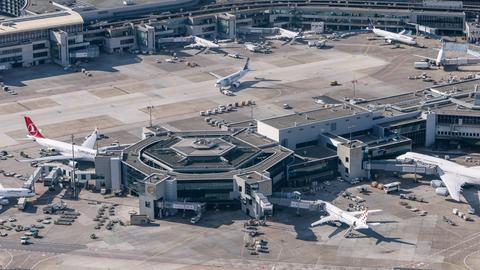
[83,78,480,220]
[0,0,474,69]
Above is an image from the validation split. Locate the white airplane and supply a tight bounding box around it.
[227,53,242,59]
[397,152,480,202]
[209,58,250,90]
[184,36,227,55]
[0,185,35,200]
[311,201,382,237]
[21,116,97,163]
[245,43,270,53]
[368,19,417,46]
[265,27,307,45]
[185,36,220,50]
[308,39,327,48]
[414,42,480,69]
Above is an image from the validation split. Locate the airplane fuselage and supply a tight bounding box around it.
[0,188,35,198]
[215,69,248,89]
[32,137,97,162]
[372,28,416,45]
[324,202,369,229]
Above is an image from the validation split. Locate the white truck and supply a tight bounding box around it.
[414,61,430,69]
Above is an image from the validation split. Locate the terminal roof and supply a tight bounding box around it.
[261,105,366,129]
[0,11,83,35]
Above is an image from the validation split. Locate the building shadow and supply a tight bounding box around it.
[1,53,142,87]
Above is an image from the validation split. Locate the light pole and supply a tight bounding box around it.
[71,134,76,198]
[351,79,357,100]
[147,105,154,127]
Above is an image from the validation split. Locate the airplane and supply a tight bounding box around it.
[227,53,242,59]
[397,152,480,202]
[368,19,417,46]
[265,27,309,45]
[311,201,382,237]
[245,43,271,53]
[184,36,226,54]
[414,42,480,69]
[0,184,35,201]
[209,58,250,90]
[307,39,327,48]
[20,116,98,163]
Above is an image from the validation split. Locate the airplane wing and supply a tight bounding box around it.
[311,215,337,227]
[439,172,466,201]
[413,54,435,62]
[195,47,208,55]
[398,30,407,35]
[81,128,98,149]
[328,224,347,238]
[19,155,74,162]
[351,209,382,217]
[208,72,223,79]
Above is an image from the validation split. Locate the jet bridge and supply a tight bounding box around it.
[363,160,438,178]
[269,193,325,213]
[157,200,206,223]
[23,167,42,191]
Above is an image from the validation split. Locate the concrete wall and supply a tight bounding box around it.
[110,157,122,192]
[271,112,373,150]
[50,30,69,66]
[256,120,280,142]
[422,111,437,147]
[104,36,137,53]
[337,141,367,181]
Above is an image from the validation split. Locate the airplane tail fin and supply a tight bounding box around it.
[243,57,250,71]
[24,116,45,139]
[81,127,98,149]
[436,42,445,66]
[367,18,375,30]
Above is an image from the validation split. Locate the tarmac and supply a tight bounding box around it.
[0,175,478,269]
[0,34,466,150]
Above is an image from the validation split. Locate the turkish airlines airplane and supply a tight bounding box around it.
[311,201,382,237]
[22,116,97,162]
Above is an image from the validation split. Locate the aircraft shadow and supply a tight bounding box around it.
[355,228,416,246]
[34,184,63,205]
[268,207,319,241]
[2,54,142,87]
[235,78,282,91]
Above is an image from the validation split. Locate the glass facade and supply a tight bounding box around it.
[177,179,233,202]
[122,164,147,195]
[0,24,82,46]
[386,120,426,146]
[437,114,480,125]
